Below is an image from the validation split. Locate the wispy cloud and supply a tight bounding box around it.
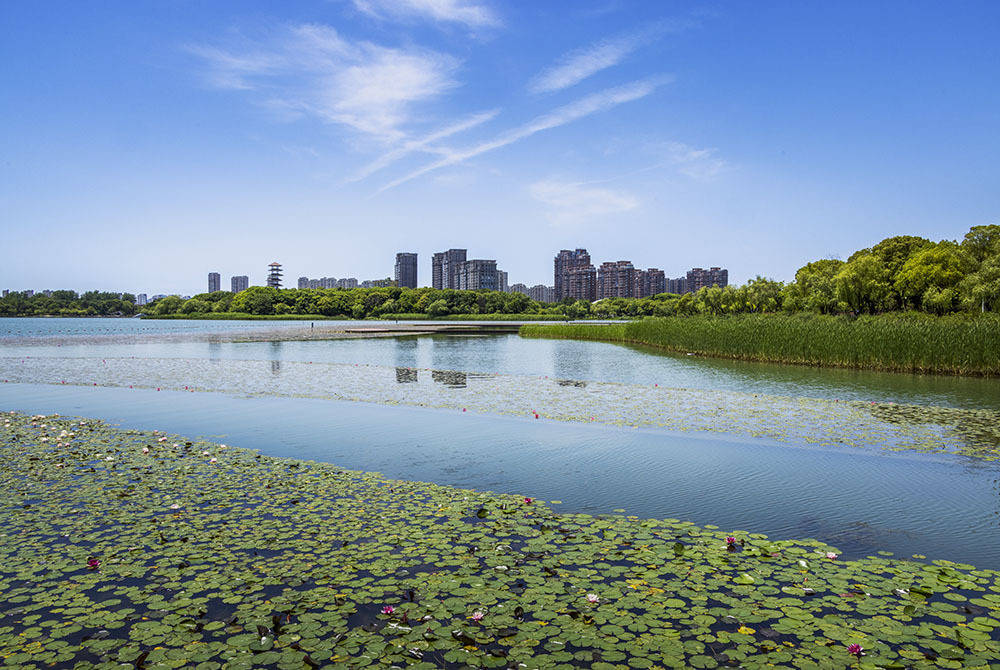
[530,20,694,94]
[530,179,639,225]
[377,77,669,192]
[530,34,647,94]
[189,23,458,142]
[347,109,498,182]
[664,141,727,180]
[353,0,500,29]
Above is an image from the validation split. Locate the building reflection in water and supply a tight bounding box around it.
[207,339,222,362]
[269,341,282,374]
[432,369,467,388]
[394,337,419,369]
[395,367,418,383]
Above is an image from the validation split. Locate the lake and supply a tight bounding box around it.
[2,317,999,568]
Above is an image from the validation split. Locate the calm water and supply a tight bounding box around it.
[2,318,1000,568]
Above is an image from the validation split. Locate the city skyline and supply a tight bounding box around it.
[3,2,998,295]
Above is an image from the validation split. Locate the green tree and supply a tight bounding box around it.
[835,254,892,314]
[894,243,969,309]
[961,224,1000,263]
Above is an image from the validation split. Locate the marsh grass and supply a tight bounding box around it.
[522,313,1000,376]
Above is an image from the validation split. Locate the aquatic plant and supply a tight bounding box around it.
[2,413,1000,668]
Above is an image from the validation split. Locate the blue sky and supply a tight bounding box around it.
[2,1,998,295]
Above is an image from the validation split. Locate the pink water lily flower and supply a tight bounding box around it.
[157,437,167,442]
[87,558,100,570]
[524,497,533,505]
[726,536,737,545]
[471,611,485,621]
[847,643,864,657]
[826,552,838,559]
[586,594,600,603]
[381,605,395,615]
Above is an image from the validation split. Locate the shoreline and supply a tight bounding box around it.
[2,411,1000,668]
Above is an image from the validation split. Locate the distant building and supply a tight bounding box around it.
[208,272,220,293]
[528,285,556,303]
[136,293,147,306]
[667,277,687,294]
[297,276,309,289]
[509,283,529,295]
[151,294,168,302]
[457,259,500,291]
[42,290,53,297]
[1,289,7,297]
[554,249,593,301]
[634,268,666,298]
[336,278,358,289]
[432,249,467,289]
[395,252,418,289]
[24,290,34,297]
[231,275,249,293]
[685,267,729,293]
[598,260,638,299]
[360,278,395,288]
[567,266,597,302]
[497,270,508,293]
[267,262,283,289]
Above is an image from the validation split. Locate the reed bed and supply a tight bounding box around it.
[521,313,1000,376]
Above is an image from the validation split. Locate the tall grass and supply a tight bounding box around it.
[521,313,1000,376]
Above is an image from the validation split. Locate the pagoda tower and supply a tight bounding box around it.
[267,262,283,288]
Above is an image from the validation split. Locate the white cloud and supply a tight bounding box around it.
[664,141,727,180]
[530,34,646,94]
[378,77,668,192]
[347,109,498,182]
[189,23,458,142]
[353,0,500,28]
[529,180,639,225]
[530,20,694,94]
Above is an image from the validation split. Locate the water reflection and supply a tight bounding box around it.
[432,369,467,388]
[270,341,282,375]
[395,367,418,384]
[394,337,419,369]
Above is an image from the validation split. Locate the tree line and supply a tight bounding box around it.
[3,224,997,319]
[0,290,138,317]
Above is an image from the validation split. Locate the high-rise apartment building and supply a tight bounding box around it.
[136,293,147,306]
[554,249,593,301]
[267,262,283,289]
[208,272,220,293]
[686,267,729,293]
[598,261,638,299]
[528,285,556,303]
[297,277,309,289]
[395,253,418,289]
[667,277,687,294]
[457,259,499,291]
[567,266,597,302]
[497,270,508,293]
[231,275,249,293]
[432,249,467,289]
[634,268,666,298]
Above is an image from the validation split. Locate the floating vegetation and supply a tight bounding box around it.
[4,356,1000,461]
[2,413,1000,668]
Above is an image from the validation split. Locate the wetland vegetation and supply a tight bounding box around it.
[521,313,1000,376]
[3,412,1000,669]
